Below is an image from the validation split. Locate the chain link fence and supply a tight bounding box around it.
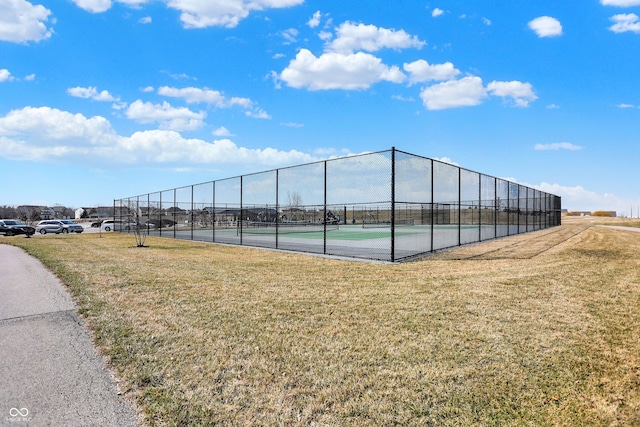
[114,148,562,262]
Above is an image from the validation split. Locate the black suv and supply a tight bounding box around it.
[0,219,36,237]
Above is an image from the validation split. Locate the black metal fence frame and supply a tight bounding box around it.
[114,148,562,262]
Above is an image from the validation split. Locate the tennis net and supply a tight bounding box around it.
[238,221,339,235]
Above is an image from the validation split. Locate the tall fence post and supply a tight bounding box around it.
[323,160,327,255]
[239,176,243,245]
[458,167,462,246]
[430,159,434,252]
[275,169,279,249]
[190,185,194,241]
[391,147,396,262]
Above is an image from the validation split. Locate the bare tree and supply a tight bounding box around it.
[287,191,303,209]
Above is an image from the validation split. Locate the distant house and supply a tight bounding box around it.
[16,205,54,221]
[77,206,113,219]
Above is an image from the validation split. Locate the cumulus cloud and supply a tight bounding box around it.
[528,16,563,37]
[213,126,233,136]
[608,13,640,33]
[67,86,119,102]
[166,0,305,29]
[0,107,117,155]
[125,100,206,131]
[535,182,628,214]
[403,59,460,84]
[0,0,53,43]
[420,76,488,110]
[601,0,640,6]
[278,22,428,91]
[159,86,245,106]
[280,49,406,90]
[326,22,426,54]
[69,0,304,28]
[157,86,269,118]
[534,142,583,151]
[487,80,538,107]
[71,0,113,13]
[0,106,315,167]
[0,69,14,82]
[432,8,444,18]
[307,10,321,28]
[420,77,537,110]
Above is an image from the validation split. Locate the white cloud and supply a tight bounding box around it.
[326,22,426,54]
[528,16,563,38]
[535,182,629,215]
[618,103,636,108]
[534,142,583,151]
[0,106,117,152]
[157,86,269,118]
[432,8,444,18]
[281,28,298,44]
[420,77,537,110]
[71,0,112,13]
[403,59,460,84]
[601,0,640,6]
[245,108,271,119]
[487,80,538,107]
[482,17,492,26]
[67,86,119,102]
[0,0,53,43]
[307,10,321,28]
[159,86,235,106]
[125,100,206,131]
[0,69,14,82]
[608,13,640,33]
[280,49,406,90]
[139,16,152,24]
[420,76,488,110]
[280,122,304,128]
[0,106,314,167]
[434,157,458,166]
[213,126,233,136]
[165,0,305,29]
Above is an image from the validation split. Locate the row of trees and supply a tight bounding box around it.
[0,205,76,222]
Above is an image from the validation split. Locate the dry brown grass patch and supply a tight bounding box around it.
[5,220,640,426]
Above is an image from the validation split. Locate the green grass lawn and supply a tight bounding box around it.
[4,218,639,426]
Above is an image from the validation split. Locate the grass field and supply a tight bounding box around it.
[5,216,640,426]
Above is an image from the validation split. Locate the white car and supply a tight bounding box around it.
[101,219,155,232]
[100,219,120,232]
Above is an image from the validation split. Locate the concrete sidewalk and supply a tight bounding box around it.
[0,244,140,426]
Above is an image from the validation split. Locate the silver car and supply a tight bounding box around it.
[37,220,84,234]
[36,220,63,235]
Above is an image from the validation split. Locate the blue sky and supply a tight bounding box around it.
[1,0,639,215]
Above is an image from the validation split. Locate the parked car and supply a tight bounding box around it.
[90,219,104,228]
[36,220,84,234]
[101,219,155,232]
[36,221,63,235]
[101,219,120,232]
[58,220,84,233]
[0,219,36,237]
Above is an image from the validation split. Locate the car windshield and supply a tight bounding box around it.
[61,220,74,224]
[4,220,21,225]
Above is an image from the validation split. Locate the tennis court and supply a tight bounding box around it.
[148,222,518,261]
[117,148,562,262]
